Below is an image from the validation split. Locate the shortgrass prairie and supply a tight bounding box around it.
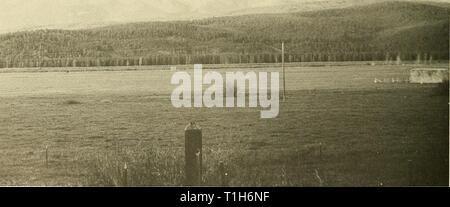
[0,64,448,186]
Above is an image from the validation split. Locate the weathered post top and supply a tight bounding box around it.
[185,121,201,131]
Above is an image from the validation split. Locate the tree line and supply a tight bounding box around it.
[0,52,443,68]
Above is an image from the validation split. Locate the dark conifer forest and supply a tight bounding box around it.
[0,1,448,68]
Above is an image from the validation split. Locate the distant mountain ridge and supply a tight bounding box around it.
[1,0,445,34]
[0,1,448,68]
[226,0,382,15]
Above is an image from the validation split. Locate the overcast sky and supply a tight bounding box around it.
[0,0,447,33]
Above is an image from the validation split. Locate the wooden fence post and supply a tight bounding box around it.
[384,54,387,64]
[319,142,322,161]
[123,162,128,186]
[185,122,202,186]
[45,145,48,168]
[219,162,229,186]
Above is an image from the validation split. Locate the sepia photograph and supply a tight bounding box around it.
[0,0,448,187]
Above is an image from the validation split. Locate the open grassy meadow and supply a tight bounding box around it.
[0,63,448,186]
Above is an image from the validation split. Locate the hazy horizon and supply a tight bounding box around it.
[1,0,448,33]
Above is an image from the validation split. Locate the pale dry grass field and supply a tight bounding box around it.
[0,64,448,186]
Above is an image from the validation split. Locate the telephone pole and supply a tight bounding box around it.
[38,43,42,69]
[267,42,287,101]
[282,42,286,101]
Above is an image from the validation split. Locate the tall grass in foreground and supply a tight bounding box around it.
[83,146,184,186]
[81,144,323,186]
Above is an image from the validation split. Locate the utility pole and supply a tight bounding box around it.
[38,43,42,69]
[282,42,286,101]
[267,42,287,101]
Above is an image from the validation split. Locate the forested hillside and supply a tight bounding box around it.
[0,1,448,68]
